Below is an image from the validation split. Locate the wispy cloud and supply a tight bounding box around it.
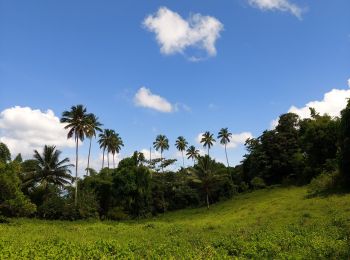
[143,7,223,60]
[248,0,304,19]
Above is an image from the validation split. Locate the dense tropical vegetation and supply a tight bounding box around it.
[1,101,350,222]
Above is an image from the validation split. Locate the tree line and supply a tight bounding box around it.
[1,101,350,220]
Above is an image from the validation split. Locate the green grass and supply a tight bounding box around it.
[1,186,350,259]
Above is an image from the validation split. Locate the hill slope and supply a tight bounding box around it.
[1,187,350,259]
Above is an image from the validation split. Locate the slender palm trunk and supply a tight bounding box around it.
[107,152,110,168]
[161,150,163,173]
[225,143,230,168]
[75,135,79,207]
[102,148,105,169]
[113,153,115,168]
[208,146,210,158]
[182,150,185,168]
[206,189,210,209]
[87,138,92,176]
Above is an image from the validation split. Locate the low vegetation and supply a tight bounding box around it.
[0,187,349,258]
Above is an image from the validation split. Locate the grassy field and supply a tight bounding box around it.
[1,186,350,259]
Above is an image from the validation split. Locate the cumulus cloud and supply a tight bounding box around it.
[271,80,350,128]
[288,88,350,119]
[140,148,161,160]
[143,7,223,59]
[248,0,304,19]
[0,106,75,157]
[226,132,253,149]
[134,87,174,113]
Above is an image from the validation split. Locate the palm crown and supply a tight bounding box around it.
[200,131,216,156]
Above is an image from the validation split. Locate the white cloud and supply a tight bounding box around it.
[196,132,205,144]
[288,88,350,119]
[140,148,161,160]
[0,106,75,157]
[134,87,173,113]
[271,80,350,127]
[248,0,303,19]
[348,78,350,88]
[226,132,253,149]
[143,7,223,59]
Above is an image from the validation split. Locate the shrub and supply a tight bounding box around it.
[107,207,129,221]
[307,171,339,195]
[250,177,266,190]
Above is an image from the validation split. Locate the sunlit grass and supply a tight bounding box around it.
[1,186,350,259]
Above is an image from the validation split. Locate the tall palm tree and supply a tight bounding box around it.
[153,134,169,172]
[85,114,102,176]
[108,132,124,168]
[200,131,216,157]
[22,145,73,190]
[98,129,113,169]
[186,145,200,166]
[61,105,90,206]
[218,128,232,167]
[175,136,188,168]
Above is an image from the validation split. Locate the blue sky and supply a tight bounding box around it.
[1,0,350,172]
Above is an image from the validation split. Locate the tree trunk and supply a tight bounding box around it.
[161,151,163,173]
[182,150,185,168]
[225,143,230,168]
[206,191,210,209]
[87,138,92,176]
[107,152,110,168]
[113,154,115,168]
[208,147,210,158]
[102,148,105,169]
[75,135,79,207]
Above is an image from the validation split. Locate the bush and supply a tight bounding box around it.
[107,207,129,221]
[250,177,266,190]
[0,162,36,217]
[307,171,339,195]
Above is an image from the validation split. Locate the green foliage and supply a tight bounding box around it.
[339,99,350,185]
[0,162,36,217]
[250,177,266,189]
[0,143,11,163]
[307,171,340,196]
[0,187,349,258]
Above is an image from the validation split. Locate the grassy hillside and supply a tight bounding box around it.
[1,186,349,259]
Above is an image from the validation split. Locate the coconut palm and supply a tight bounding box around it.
[98,129,113,169]
[22,145,73,190]
[189,156,225,209]
[108,132,124,168]
[61,105,90,206]
[218,128,232,167]
[175,136,188,167]
[85,114,102,176]
[186,145,200,165]
[200,131,216,157]
[153,135,169,172]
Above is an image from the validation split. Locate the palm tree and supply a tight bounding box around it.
[108,132,124,168]
[175,136,188,167]
[98,129,110,169]
[218,128,232,167]
[61,105,90,206]
[153,134,169,172]
[22,145,73,190]
[85,114,102,176]
[186,145,200,166]
[189,156,225,209]
[200,131,216,157]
